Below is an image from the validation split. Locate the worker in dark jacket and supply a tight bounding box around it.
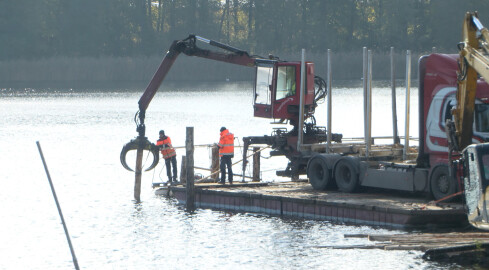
[156,130,178,184]
[217,127,234,184]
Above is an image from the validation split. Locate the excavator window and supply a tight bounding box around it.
[443,99,455,126]
[255,65,273,105]
[443,98,489,132]
[482,154,489,181]
[276,66,296,100]
[474,104,489,132]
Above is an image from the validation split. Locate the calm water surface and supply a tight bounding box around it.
[0,82,462,269]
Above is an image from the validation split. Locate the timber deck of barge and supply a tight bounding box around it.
[158,181,468,230]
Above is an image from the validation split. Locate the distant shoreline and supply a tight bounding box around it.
[0,51,428,89]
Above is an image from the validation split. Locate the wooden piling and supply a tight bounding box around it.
[180,155,187,184]
[252,147,260,182]
[185,127,195,211]
[211,145,219,182]
[134,147,143,202]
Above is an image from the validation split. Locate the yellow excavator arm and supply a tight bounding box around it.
[453,12,489,150]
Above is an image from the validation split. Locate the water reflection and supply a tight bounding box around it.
[0,84,451,269]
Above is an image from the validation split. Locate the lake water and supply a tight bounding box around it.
[0,82,461,269]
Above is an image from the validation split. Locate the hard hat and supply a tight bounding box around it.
[220,127,226,132]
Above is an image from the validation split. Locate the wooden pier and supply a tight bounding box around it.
[158,181,467,230]
[339,232,489,266]
[340,232,489,252]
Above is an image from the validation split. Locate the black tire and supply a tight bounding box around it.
[334,158,359,193]
[430,165,458,201]
[307,156,331,190]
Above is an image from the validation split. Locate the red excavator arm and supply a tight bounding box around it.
[121,35,273,172]
[120,34,328,184]
[137,35,263,137]
[139,35,258,113]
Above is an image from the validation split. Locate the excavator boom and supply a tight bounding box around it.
[121,35,262,173]
[453,12,489,231]
[453,12,489,150]
[139,35,259,117]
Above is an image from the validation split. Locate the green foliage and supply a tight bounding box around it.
[1,0,489,60]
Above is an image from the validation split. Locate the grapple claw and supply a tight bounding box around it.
[120,136,160,172]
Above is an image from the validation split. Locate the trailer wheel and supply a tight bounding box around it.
[307,156,331,190]
[334,158,359,193]
[430,165,457,201]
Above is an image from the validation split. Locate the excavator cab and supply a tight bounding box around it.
[463,143,489,230]
[253,61,316,122]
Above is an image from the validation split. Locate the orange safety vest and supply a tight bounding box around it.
[156,136,176,159]
[218,129,234,157]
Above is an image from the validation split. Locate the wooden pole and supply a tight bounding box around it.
[185,127,195,211]
[134,147,143,202]
[211,145,220,182]
[180,155,187,184]
[36,141,80,270]
[252,147,260,182]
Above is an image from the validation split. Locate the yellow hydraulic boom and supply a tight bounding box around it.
[453,12,489,150]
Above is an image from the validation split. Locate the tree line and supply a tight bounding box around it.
[2,0,488,60]
[1,0,488,85]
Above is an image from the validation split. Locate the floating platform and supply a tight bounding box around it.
[159,181,468,229]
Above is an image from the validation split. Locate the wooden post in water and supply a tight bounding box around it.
[211,145,220,182]
[252,147,260,182]
[134,147,143,202]
[180,155,187,184]
[185,127,195,210]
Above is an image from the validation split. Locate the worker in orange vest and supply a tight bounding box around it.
[217,127,234,184]
[156,130,178,184]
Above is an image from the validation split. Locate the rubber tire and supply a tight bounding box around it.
[334,158,359,193]
[430,165,457,201]
[307,156,331,190]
